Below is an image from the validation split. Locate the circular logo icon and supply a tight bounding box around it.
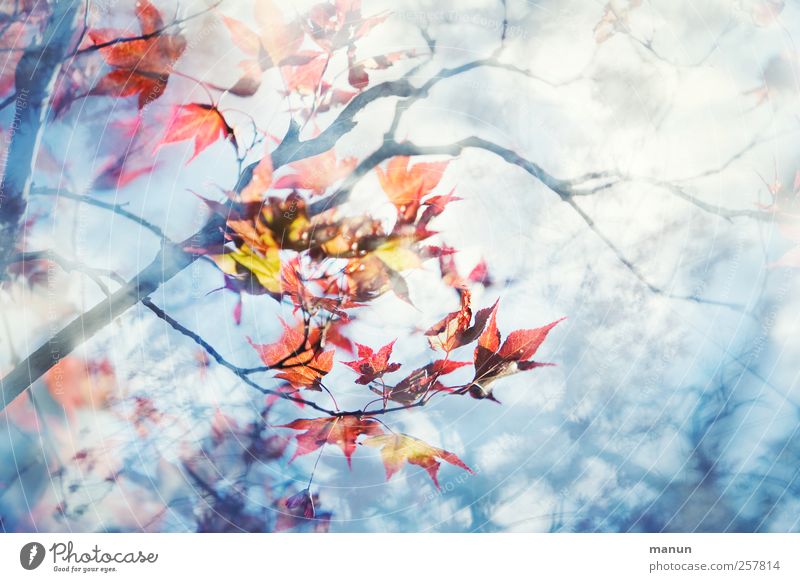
[20,542,46,570]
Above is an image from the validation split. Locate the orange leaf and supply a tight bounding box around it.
[376,156,449,222]
[477,300,500,353]
[254,0,304,66]
[222,15,261,56]
[88,1,186,108]
[425,290,485,352]
[273,149,357,195]
[248,319,333,389]
[159,104,233,162]
[274,349,334,389]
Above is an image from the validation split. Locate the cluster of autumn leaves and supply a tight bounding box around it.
[271,286,563,489]
[222,173,564,486]
[0,0,567,530]
[177,97,565,491]
[89,1,563,493]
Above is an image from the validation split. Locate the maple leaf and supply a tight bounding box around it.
[304,0,388,51]
[281,51,328,95]
[363,433,473,489]
[468,258,492,287]
[376,156,449,223]
[229,193,311,252]
[274,489,331,532]
[222,0,303,80]
[275,349,334,389]
[314,215,384,258]
[281,258,360,318]
[215,244,282,294]
[343,340,401,384]
[326,318,355,354]
[248,319,333,389]
[273,149,358,195]
[383,359,470,404]
[89,0,187,108]
[416,190,461,239]
[425,290,491,352]
[469,310,565,402]
[280,416,383,466]
[158,104,234,163]
[275,489,315,531]
[344,254,410,303]
[210,196,319,295]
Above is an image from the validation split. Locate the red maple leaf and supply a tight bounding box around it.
[89,0,187,108]
[467,258,492,287]
[280,416,383,466]
[383,359,470,404]
[425,290,493,352]
[248,319,334,390]
[158,104,235,162]
[343,340,401,384]
[469,306,565,402]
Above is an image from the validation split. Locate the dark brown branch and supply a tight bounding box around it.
[311,135,575,216]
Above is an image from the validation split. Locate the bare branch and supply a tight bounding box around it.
[141,298,336,415]
[12,250,126,296]
[0,216,225,409]
[31,186,168,240]
[0,1,81,274]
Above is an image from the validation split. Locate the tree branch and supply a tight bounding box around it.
[140,297,336,416]
[31,186,168,240]
[0,43,765,411]
[0,1,80,274]
[140,298,430,419]
[0,216,225,409]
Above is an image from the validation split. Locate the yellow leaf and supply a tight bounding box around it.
[373,239,421,272]
[363,433,472,489]
[230,244,282,293]
[209,253,238,276]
